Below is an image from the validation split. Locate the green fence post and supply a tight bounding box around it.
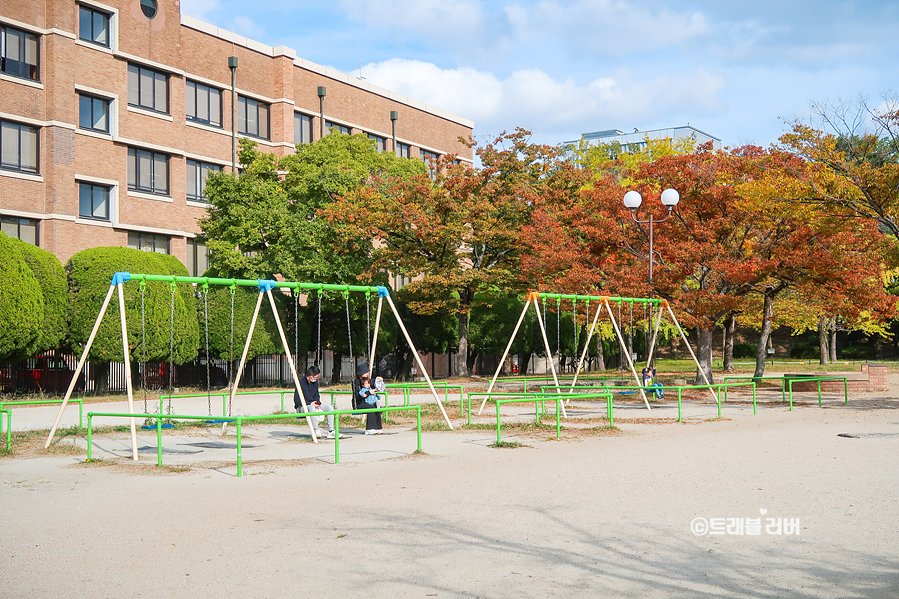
[236,418,243,477]
[496,401,502,445]
[753,383,757,415]
[608,395,614,428]
[817,380,823,407]
[556,398,561,438]
[156,415,163,467]
[467,394,472,426]
[677,388,682,423]
[78,400,83,430]
[788,381,794,411]
[416,406,422,452]
[843,378,848,405]
[2,410,10,451]
[86,414,93,461]
[717,385,722,418]
[335,415,340,464]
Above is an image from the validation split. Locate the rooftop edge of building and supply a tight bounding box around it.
[180,15,475,131]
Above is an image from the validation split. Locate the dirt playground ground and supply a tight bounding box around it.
[1,382,898,598]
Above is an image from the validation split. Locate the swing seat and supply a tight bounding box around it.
[142,424,174,429]
[617,390,636,395]
[205,419,229,424]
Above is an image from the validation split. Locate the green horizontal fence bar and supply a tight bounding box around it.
[495,397,561,445]
[0,399,83,433]
[785,377,848,410]
[86,405,421,477]
[2,410,10,451]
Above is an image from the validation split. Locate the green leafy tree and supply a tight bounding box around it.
[9,238,67,359]
[199,134,425,382]
[66,248,199,390]
[0,233,43,361]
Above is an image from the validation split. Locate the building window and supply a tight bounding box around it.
[396,142,410,158]
[128,231,168,253]
[0,120,39,174]
[368,133,386,152]
[325,121,351,135]
[78,5,110,48]
[78,182,111,221]
[186,238,209,276]
[237,95,269,139]
[0,216,38,245]
[421,149,439,164]
[140,0,157,19]
[78,93,110,134]
[127,147,168,195]
[186,159,222,202]
[186,81,221,127]
[1,25,39,82]
[294,113,312,145]
[127,63,168,113]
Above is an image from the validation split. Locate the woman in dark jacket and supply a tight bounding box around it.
[352,363,383,434]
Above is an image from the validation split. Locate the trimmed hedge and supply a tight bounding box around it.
[10,238,67,358]
[0,233,43,361]
[66,247,199,364]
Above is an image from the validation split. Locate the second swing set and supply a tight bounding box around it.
[477,291,718,416]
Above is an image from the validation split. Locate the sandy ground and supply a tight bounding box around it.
[1,384,898,598]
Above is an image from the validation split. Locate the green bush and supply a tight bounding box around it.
[841,346,876,360]
[66,248,199,364]
[790,342,819,359]
[203,284,283,362]
[10,238,67,358]
[0,233,43,361]
[733,343,757,359]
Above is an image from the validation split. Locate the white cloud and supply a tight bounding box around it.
[229,16,266,40]
[360,58,725,139]
[180,0,221,22]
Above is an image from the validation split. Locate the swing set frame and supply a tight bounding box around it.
[477,291,718,416]
[45,272,454,460]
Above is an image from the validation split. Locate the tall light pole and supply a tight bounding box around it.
[623,188,680,366]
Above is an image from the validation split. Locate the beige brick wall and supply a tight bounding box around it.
[1,0,474,268]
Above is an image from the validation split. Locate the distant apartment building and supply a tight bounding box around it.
[566,125,722,154]
[0,0,474,272]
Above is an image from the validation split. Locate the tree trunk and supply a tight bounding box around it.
[466,349,478,375]
[695,326,714,384]
[456,310,470,377]
[95,362,110,393]
[723,313,736,372]
[595,333,606,371]
[818,315,829,366]
[330,351,343,385]
[753,293,775,379]
[829,317,838,363]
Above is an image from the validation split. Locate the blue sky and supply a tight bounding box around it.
[182,0,899,149]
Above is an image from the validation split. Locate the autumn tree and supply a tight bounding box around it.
[324,129,588,376]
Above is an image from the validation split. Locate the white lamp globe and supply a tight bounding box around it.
[623,190,643,209]
[660,188,680,207]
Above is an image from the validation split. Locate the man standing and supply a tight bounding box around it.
[294,366,340,439]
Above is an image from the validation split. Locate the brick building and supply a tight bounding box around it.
[0,0,474,272]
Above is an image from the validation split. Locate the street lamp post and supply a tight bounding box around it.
[623,188,680,366]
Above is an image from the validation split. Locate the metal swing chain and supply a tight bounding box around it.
[542,297,548,380]
[168,281,175,415]
[366,291,371,364]
[294,290,299,373]
[573,299,578,355]
[140,281,147,414]
[316,288,322,367]
[629,300,634,361]
[203,285,211,417]
[229,284,235,387]
[556,298,561,356]
[344,290,353,364]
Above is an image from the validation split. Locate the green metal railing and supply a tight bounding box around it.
[466,390,614,425]
[385,382,465,415]
[785,377,849,410]
[0,398,83,433]
[495,397,562,445]
[86,405,421,477]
